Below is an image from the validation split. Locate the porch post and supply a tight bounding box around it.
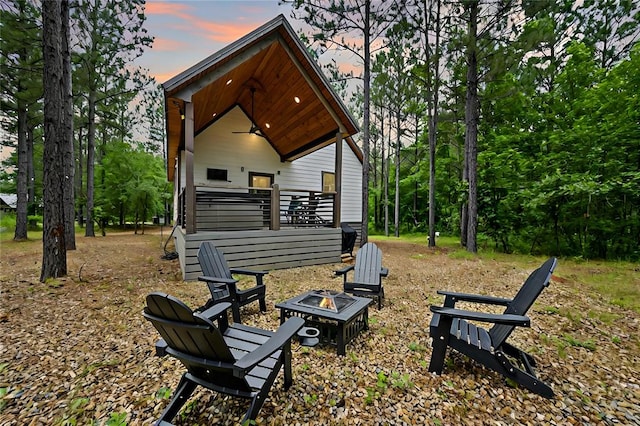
[184,101,196,234]
[334,131,342,227]
[271,184,280,231]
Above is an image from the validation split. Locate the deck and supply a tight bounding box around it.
[173,185,360,280]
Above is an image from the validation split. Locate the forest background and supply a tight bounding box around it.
[1,0,639,266]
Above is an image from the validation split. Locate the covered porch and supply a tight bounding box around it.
[163,15,361,280]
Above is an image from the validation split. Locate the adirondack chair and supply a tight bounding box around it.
[335,242,388,309]
[428,257,558,398]
[197,241,267,324]
[143,292,305,424]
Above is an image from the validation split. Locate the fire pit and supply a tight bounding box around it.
[295,290,356,313]
[275,290,373,355]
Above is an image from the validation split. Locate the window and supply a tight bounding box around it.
[249,172,273,189]
[248,172,274,196]
[322,171,335,192]
[207,168,228,181]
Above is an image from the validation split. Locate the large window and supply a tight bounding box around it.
[322,171,335,192]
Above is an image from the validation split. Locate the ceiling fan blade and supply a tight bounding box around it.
[232,88,266,138]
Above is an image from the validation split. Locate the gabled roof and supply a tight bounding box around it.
[163,14,361,181]
[0,193,16,209]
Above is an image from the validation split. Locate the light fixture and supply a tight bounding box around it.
[226,79,233,85]
[294,96,301,104]
[241,166,244,172]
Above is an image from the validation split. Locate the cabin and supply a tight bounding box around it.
[163,15,363,280]
[0,193,17,212]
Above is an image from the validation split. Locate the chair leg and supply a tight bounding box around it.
[494,351,553,398]
[244,392,267,424]
[259,296,267,313]
[282,341,293,389]
[231,303,242,324]
[157,374,197,424]
[428,315,452,374]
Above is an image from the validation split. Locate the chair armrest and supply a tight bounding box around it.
[380,267,389,277]
[334,265,354,276]
[233,316,305,377]
[430,306,530,327]
[166,347,232,371]
[229,268,268,278]
[195,302,232,322]
[198,275,237,285]
[436,290,512,306]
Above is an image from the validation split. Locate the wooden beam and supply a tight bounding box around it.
[281,129,337,161]
[185,101,196,234]
[334,131,342,227]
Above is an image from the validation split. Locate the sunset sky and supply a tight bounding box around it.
[139,0,295,83]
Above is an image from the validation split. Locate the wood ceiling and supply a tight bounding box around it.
[163,15,360,181]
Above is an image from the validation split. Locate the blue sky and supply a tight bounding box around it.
[139,0,295,83]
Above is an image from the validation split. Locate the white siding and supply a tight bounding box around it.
[180,107,362,222]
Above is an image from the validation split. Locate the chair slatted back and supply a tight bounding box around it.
[353,243,383,287]
[489,257,557,347]
[198,242,233,280]
[144,293,251,391]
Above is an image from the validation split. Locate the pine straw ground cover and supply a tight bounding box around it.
[1,232,639,426]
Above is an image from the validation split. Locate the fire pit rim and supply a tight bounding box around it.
[293,289,357,313]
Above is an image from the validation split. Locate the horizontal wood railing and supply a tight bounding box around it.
[180,184,336,232]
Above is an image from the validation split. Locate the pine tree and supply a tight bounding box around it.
[285,0,397,244]
[41,0,70,281]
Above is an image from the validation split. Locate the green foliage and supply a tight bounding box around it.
[97,142,170,227]
[155,387,172,400]
[390,372,414,390]
[105,412,127,426]
[408,341,427,353]
[0,387,7,412]
[563,334,597,352]
[303,393,318,405]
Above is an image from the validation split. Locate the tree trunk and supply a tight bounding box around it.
[61,0,75,250]
[394,109,400,238]
[465,0,479,253]
[27,125,35,215]
[41,0,68,281]
[14,100,28,240]
[384,132,390,237]
[360,0,371,245]
[428,0,442,248]
[85,90,96,237]
[76,125,84,227]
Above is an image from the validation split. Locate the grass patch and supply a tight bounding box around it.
[376,233,639,314]
[558,260,640,313]
[563,334,597,351]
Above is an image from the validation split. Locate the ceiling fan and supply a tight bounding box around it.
[232,87,265,138]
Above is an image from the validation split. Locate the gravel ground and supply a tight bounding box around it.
[1,232,639,425]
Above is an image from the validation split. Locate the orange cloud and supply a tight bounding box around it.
[145,1,193,19]
[144,1,264,45]
[195,21,262,43]
[152,36,187,52]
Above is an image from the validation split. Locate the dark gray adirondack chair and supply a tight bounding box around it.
[197,241,267,323]
[143,292,305,425]
[428,257,558,398]
[335,242,388,308]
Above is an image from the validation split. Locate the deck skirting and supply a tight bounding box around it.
[175,227,343,280]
